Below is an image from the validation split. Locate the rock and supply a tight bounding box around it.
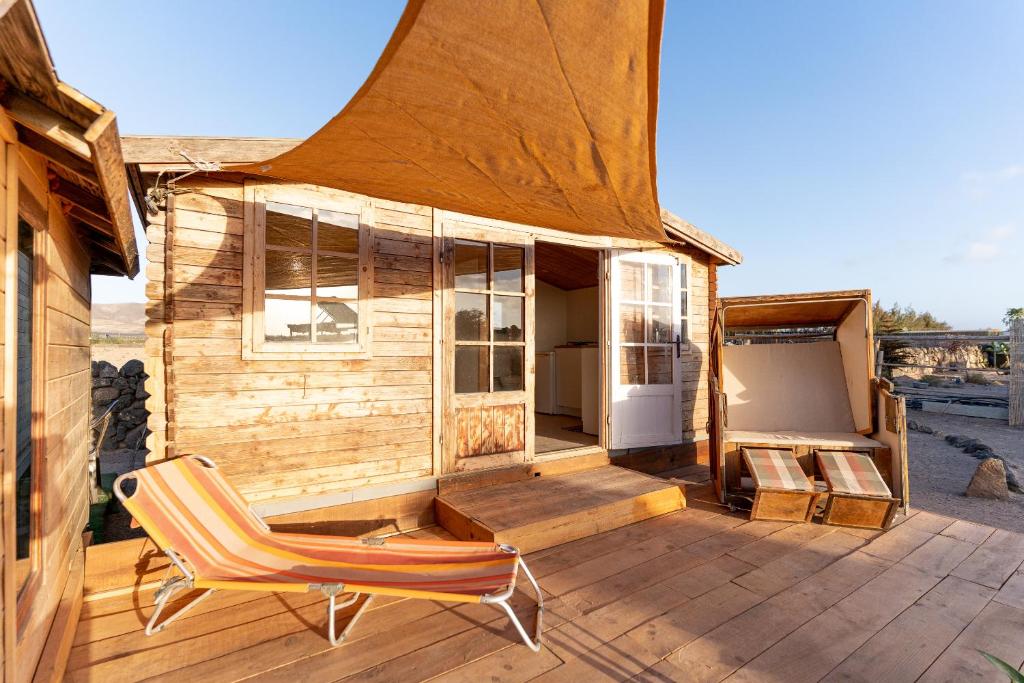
[122,359,145,377]
[96,361,118,379]
[917,423,935,435]
[963,441,991,454]
[135,385,150,400]
[92,386,121,405]
[965,458,1010,500]
[123,423,148,448]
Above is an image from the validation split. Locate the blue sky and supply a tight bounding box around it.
[38,1,1023,328]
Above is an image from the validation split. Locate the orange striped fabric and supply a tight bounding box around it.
[121,456,518,602]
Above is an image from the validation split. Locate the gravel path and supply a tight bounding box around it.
[907,409,1024,533]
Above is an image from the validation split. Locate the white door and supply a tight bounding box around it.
[609,250,683,449]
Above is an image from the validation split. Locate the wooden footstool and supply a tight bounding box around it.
[742,448,819,522]
[816,450,899,529]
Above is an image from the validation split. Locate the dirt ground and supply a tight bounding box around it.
[91,343,145,369]
[906,408,1024,533]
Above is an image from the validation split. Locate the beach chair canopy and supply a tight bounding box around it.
[234,0,667,242]
[120,456,517,600]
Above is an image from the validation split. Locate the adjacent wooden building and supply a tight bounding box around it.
[121,136,741,536]
[0,1,138,680]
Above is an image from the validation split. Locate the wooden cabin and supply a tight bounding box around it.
[121,136,741,551]
[710,290,909,523]
[0,1,139,679]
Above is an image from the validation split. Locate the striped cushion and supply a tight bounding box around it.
[120,456,518,601]
[742,448,813,492]
[816,451,891,498]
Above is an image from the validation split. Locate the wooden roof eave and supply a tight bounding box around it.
[661,209,742,266]
[0,0,139,277]
[719,289,872,329]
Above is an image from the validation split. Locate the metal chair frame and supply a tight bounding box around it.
[114,458,544,651]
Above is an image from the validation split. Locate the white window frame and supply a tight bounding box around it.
[679,257,691,351]
[243,182,374,360]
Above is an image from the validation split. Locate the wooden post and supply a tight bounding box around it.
[1011,319,1023,427]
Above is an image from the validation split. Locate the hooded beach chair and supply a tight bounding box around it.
[113,455,543,651]
[815,450,899,529]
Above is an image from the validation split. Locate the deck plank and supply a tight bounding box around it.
[65,498,1017,683]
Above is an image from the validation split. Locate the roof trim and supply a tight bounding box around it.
[661,209,742,265]
[0,0,138,276]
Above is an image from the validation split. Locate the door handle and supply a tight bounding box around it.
[675,334,681,358]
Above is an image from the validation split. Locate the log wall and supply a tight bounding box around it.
[143,175,717,503]
[144,177,435,502]
[9,145,92,682]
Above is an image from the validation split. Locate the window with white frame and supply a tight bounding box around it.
[243,184,373,359]
[679,260,690,348]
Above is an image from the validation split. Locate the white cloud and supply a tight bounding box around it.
[944,223,1016,264]
[965,242,999,262]
[963,165,1024,199]
[988,224,1016,240]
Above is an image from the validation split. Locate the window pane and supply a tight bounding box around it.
[619,346,645,384]
[316,301,358,344]
[266,251,312,296]
[648,305,672,343]
[620,261,643,301]
[264,297,311,342]
[679,262,688,290]
[680,319,688,344]
[317,209,359,254]
[648,347,673,384]
[316,254,358,298]
[454,240,488,289]
[266,201,312,249]
[493,245,523,292]
[649,263,672,303]
[455,346,489,393]
[619,303,644,343]
[494,346,524,391]
[493,295,523,341]
[455,292,488,341]
[15,219,33,592]
[681,290,688,318]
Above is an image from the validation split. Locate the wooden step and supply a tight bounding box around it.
[434,465,685,553]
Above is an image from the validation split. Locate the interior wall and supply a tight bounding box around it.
[566,286,598,342]
[722,341,856,433]
[836,299,871,432]
[535,280,568,352]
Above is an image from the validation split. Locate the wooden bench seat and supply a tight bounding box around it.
[816,450,899,529]
[742,448,820,523]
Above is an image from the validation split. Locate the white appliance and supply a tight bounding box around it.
[581,347,599,435]
[554,347,582,416]
[535,352,557,414]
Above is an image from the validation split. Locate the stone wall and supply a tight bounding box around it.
[889,345,988,378]
[91,359,150,452]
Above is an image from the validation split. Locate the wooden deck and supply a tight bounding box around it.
[67,480,1024,682]
[435,465,686,553]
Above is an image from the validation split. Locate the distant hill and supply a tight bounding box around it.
[92,303,146,335]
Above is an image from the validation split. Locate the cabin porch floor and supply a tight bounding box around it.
[67,471,1024,683]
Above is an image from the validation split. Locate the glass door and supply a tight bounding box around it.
[609,250,683,448]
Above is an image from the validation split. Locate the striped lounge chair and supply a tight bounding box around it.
[113,456,543,651]
[742,447,820,522]
[816,450,899,529]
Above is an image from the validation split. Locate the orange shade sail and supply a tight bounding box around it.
[236,0,667,242]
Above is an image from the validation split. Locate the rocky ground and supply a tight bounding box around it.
[906,408,1024,533]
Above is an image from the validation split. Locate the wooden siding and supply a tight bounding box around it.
[144,175,718,503]
[144,178,435,502]
[7,145,93,682]
[680,246,711,443]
